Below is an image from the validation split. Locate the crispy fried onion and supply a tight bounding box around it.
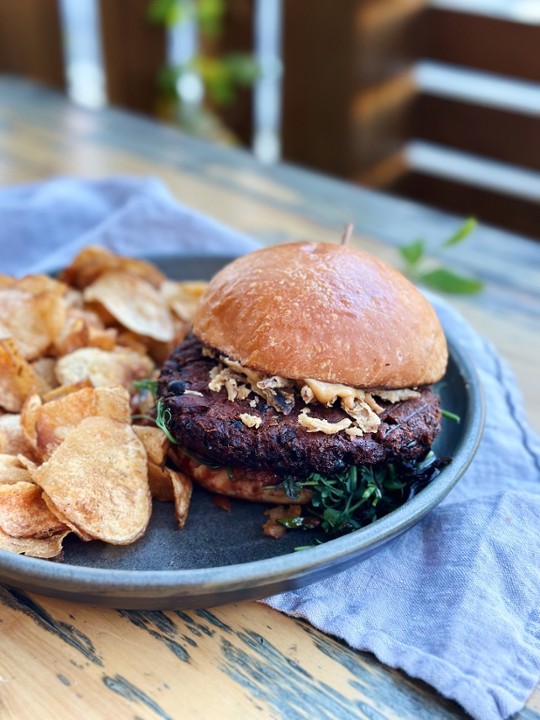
[206,349,420,437]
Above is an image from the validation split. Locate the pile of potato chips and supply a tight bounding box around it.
[0,246,207,559]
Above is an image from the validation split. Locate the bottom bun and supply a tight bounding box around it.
[168,448,312,505]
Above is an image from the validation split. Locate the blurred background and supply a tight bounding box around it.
[0,0,539,239]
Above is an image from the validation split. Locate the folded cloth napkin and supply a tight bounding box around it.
[1,177,539,720]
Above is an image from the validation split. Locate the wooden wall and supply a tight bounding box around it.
[1,0,538,238]
[281,1,540,238]
[0,0,65,90]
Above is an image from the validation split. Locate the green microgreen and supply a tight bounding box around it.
[272,451,449,537]
[155,399,179,444]
[399,217,484,295]
[441,408,461,423]
[132,378,159,396]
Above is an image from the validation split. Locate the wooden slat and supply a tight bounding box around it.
[424,7,540,83]
[350,71,417,171]
[413,94,540,172]
[281,0,358,177]
[98,0,166,115]
[201,0,255,147]
[0,0,65,89]
[282,0,427,178]
[391,170,540,239]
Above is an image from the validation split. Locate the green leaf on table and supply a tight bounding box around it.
[443,217,477,248]
[399,238,425,266]
[418,267,484,294]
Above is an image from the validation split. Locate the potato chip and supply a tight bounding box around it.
[30,416,152,544]
[0,526,70,558]
[116,330,149,356]
[53,311,89,356]
[133,425,169,466]
[0,415,36,458]
[59,245,165,290]
[0,454,33,484]
[15,274,67,296]
[84,271,174,342]
[139,317,191,364]
[0,481,67,538]
[161,280,208,322]
[0,339,42,412]
[55,347,154,390]
[32,357,59,393]
[35,386,131,460]
[88,326,117,351]
[169,468,193,530]
[148,461,174,502]
[0,287,66,360]
[20,393,42,448]
[41,380,93,404]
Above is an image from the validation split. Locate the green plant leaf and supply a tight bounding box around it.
[147,0,187,26]
[419,267,484,294]
[443,217,477,247]
[147,0,175,23]
[224,54,260,85]
[196,0,225,37]
[399,238,425,266]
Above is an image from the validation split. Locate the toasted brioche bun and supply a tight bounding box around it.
[168,448,313,504]
[193,242,448,389]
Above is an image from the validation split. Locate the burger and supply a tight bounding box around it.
[158,241,449,535]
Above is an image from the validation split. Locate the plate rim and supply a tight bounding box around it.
[0,254,485,603]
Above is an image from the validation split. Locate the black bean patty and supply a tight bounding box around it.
[158,336,442,478]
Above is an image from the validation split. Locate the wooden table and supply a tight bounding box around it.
[0,77,539,720]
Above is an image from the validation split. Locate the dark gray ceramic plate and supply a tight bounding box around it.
[0,255,484,609]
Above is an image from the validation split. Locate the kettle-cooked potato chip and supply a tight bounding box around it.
[0,526,70,558]
[148,461,174,502]
[0,339,43,412]
[59,245,165,290]
[0,481,67,538]
[55,347,154,390]
[35,386,131,460]
[161,280,208,322]
[0,287,66,361]
[169,468,193,530]
[84,271,174,342]
[0,454,34,484]
[30,416,152,545]
[133,425,169,466]
[0,415,36,457]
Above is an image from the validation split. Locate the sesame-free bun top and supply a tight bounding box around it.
[193,242,448,389]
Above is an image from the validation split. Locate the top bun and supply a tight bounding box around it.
[193,242,448,389]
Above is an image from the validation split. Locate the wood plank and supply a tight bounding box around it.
[206,0,255,147]
[413,94,540,172]
[98,0,166,115]
[281,0,427,177]
[391,170,540,240]
[424,7,540,83]
[281,0,359,177]
[0,0,65,89]
[350,71,417,171]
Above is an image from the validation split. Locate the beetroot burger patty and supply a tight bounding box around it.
[158,336,442,478]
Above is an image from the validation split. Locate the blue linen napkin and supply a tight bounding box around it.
[1,177,539,720]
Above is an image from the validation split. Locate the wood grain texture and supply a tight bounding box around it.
[0,0,65,90]
[392,170,540,241]
[0,77,538,719]
[424,7,540,83]
[0,587,479,719]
